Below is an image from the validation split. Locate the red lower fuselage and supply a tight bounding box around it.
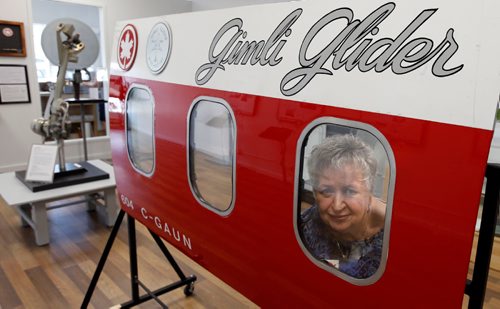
[109,76,488,308]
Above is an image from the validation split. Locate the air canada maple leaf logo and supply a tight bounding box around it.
[118,24,138,71]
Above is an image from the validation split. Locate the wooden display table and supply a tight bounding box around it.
[0,160,117,245]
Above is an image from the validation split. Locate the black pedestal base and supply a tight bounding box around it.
[53,162,87,178]
[15,161,109,192]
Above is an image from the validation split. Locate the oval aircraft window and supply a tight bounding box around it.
[295,117,395,285]
[126,85,155,176]
[187,97,236,215]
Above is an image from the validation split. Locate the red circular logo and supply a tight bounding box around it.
[117,24,138,71]
[2,27,13,37]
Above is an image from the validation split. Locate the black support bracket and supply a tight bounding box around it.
[81,209,197,308]
[465,163,500,309]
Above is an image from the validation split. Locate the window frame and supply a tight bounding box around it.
[293,116,396,286]
[125,83,156,177]
[186,96,237,216]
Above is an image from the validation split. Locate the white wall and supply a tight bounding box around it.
[103,0,191,71]
[191,0,292,11]
[0,0,43,172]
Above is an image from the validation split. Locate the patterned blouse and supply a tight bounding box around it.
[300,205,384,279]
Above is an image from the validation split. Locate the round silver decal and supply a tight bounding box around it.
[146,22,172,74]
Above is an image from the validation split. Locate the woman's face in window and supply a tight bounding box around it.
[314,164,372,241]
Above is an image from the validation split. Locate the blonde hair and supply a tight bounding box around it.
[308,134,377,191]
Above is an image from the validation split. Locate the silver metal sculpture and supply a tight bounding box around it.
[31,23,84,171]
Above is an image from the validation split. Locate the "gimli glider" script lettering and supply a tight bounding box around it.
[195,2,464,96]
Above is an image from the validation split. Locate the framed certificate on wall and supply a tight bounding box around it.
[0,64,30,104]
[0,20,26,57]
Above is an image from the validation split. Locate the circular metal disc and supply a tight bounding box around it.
[41,18,99,69]
[146,21,172,74]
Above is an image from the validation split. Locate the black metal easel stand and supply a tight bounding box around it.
[465,163,500,309]
[81,210,197,308]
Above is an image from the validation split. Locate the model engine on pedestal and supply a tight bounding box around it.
[31,18,100,174]
[31,22,83,171]
[16,19,108,192]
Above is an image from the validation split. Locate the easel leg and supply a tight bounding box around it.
[150,231,188,281]
[466,164,500,308]
[128,214,140,301]
[81,210,197,308]
[150,231,196,296]
[81,209,126,308]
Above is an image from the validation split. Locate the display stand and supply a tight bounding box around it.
[81,210,197,308]
[66,97,107,161]
[465,163,500,308]
[66,68,107,161]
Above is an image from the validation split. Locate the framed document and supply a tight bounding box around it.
[0,64,30,104]
[25,144,58,183]
[0,20,26,57]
